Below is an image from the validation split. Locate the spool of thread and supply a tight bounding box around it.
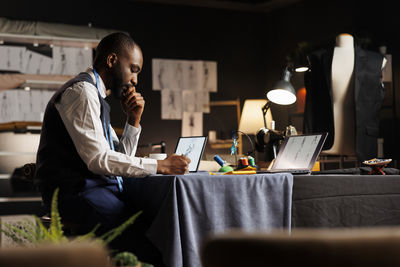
[214,154,225,167]
[237,157,249,169]
[248,156,255,167]
[213,154,234,172]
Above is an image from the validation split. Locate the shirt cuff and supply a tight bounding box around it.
[141,157,158,175]
[123,122,141,137]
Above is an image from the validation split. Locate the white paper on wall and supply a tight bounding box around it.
[0,45,26,72]
[181,112,203,137]
[41,91,54,111]
[28,90,51,121]
[182,60,202,91]
[200,91,210,113]
[0,89,54,123]
[23,50,53,75]
[182,90,210,113]
[152,59,185,90]
[202,61,218,92]
[152,58,217,120]
[16,90,30,120]
[52,46,92,75]
[161,89,183,120]
[0,90,20,123]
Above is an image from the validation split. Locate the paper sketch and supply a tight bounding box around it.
[152,59,185,90]
[161,89,183,119]
[200,91,210,113]
[181,112,203,137]
[202,61,218,92]
[23,50,53,75]
[152,58,217,120]
[0,90,19,123]
[0,45,26,72]
[52,46,92,75]
[182,60,202,91]
[0,89,54,123]
[182,90,203,113]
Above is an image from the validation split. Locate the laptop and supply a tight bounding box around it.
[258,133,328,174]
[174,136,208,172]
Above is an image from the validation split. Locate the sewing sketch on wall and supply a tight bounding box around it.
[202,61,217,92]
[152,59,184,90]
[200,91,210,113]
[183,90,209,113]
[152,59,166,90]
[23,50,53,75]
[182,111,203,137]
[52,46,92,75]
[0,90,18,123]
[182,60,202,91]
[0,45,26,72]
[161,89,183,119]
[0,90,53,123]
[152,58,217,135]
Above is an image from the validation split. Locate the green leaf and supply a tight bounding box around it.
[100,211,142,245]
[33,216,52,241]
[73,223,101,243]
[49,188,66,242]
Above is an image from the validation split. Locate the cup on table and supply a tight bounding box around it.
[149,153,167,160]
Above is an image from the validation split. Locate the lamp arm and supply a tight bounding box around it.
[261,100,272,128]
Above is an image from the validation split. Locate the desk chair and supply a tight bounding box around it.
[201,227,400,267]
[22,163,82,235]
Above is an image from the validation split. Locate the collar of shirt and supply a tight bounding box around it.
[86,66,107,99]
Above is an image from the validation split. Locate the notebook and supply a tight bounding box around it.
[174,136,208,172]
[258,133,328,174]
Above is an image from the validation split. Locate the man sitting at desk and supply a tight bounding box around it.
[35,32,190,234]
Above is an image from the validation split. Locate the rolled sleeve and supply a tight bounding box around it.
[55,81,158,178]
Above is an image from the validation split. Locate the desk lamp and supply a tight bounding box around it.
[256,66,297,158]
[238,99,273,157]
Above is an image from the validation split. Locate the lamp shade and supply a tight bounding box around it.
[239,99,273,134]
[267,68,296,105]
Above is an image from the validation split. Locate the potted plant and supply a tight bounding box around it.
[1,188,153,267]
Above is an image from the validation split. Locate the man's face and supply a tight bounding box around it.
[109,45,143,98]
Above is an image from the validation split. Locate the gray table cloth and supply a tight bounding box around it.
[292,174,400,227]
[124,172,293,267]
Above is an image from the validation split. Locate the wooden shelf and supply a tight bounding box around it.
[0,121,42,132]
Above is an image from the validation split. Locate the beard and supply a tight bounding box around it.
[109,64,124,99]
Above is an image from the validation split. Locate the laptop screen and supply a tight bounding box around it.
[174,136,207,172]
[272,133,328,170]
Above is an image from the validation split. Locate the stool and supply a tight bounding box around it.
[23,163,83,236]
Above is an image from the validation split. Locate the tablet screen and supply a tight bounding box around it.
[174,136,207,172]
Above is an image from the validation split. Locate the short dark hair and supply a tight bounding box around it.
[93,32,136,66]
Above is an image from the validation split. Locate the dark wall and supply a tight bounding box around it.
[1,0,399,158]
[1,0,270,155]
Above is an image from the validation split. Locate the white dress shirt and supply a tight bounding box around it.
[55,68,157,178]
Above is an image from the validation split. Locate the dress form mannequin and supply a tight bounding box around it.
[324,33,356,156]
[324,33,387,157]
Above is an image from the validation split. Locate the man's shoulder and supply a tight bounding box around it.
[60,75,98,104]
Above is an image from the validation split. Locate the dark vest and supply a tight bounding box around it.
[303,46,385,161]
[35,72,114,202]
